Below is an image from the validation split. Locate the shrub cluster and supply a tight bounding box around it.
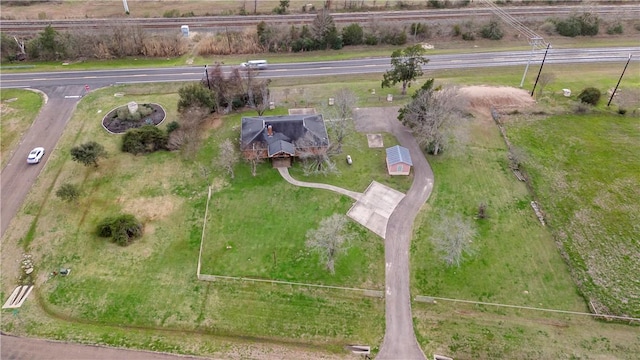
[480,20,504,40]
[2,24,187,61]
[97,214,143,246]
[56,183,80,202]
[606,23,624,35]
[553,12,599,37]
[121,125,168,155]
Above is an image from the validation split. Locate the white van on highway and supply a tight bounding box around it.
[240,60,268,70]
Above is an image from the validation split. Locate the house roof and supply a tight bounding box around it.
[268,140,296,157]
[386,145,413,166]
[241,114,329,150]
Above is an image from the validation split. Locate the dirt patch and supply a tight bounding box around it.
[0,102,17,115]
[116,195,180,222]
[459,86,535,118]
[203,114,223,131]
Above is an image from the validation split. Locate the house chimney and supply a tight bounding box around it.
[267,124,273,137]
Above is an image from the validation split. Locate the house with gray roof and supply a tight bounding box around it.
[240,114,329,167]
[386,145,413,175]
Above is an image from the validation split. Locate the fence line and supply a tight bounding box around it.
[196,185,212,278]
[415,295,640,322]
[197,273,383,297]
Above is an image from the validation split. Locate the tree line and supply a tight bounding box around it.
[2,10,617,62]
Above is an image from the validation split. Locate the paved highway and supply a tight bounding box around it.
[2,47,639,90]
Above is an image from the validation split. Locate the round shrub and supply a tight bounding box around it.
[97,214,143,246]
[577,87,601,106]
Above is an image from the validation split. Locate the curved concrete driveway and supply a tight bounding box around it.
[279,107,433,359]
[354,107,433,360]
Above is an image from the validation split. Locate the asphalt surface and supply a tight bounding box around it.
[1,47,638,89]
[0,86,84,237]
[353,107,433,360]
[0,334,212,360]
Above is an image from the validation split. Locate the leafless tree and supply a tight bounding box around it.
[246,149,264,177]
[325,88,357,153]
[216,139,239,179]
[535,72,556,99]
[431,213,477,267]
[246,69,271,116]
[399,86,464,155]
[306,214,353,274]
[295,132,336,176]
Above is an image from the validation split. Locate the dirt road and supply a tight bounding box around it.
[353,107,433,360]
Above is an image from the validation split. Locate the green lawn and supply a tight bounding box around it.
[1,83,387,354]
[410,105,586,312]
[2,61,639,358]
[507,112,640,317]
[0,89,43,168]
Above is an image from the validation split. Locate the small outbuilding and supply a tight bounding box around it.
[386,145,413,175]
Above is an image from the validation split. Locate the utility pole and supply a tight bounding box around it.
[479,0,548,87]
[531,43,551,97]
[608,54,632,107]
[204,65,211,90]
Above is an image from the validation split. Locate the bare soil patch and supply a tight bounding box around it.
[459,86,535,118]
[116,195,179,222]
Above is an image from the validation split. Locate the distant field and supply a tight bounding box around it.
[0,0,425,19]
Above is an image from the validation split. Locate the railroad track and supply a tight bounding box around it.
[2,5,639,33]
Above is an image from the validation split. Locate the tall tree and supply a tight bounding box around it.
[312,10,342,50]
[306,214,353,274]
[381,44,429,95]
[398,85,463,155]
[70,141,107,167]
[28,25,66,60]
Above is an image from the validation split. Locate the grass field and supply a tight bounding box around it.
[507,112,640,317]
[0,89,43,169]
[2,60,640,358]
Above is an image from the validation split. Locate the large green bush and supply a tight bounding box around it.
[554,13,599,37]
[577,87,602,106]
[97,214,143,246]
[177,83,215,112]
[121,125,168,155]
[342,23,364,46]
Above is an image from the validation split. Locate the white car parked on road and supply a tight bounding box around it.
[27,147,45,164]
